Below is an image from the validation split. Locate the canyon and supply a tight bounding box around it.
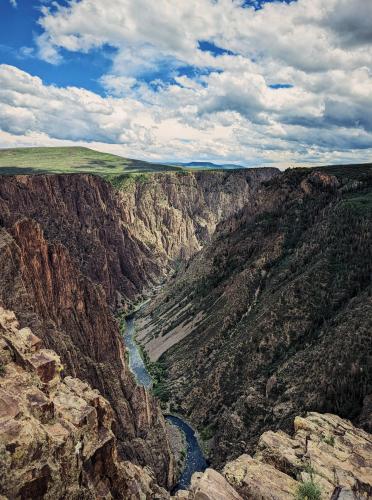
[137,166,372,470]
[0,164,371,498]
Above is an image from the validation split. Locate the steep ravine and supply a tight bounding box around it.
[1,166,372,499]
[0,168,276,491]
[136,166,372,468]
[123,305,207,492]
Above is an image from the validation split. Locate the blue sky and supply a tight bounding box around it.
[0,0,371,167]
[0,1,114,93]
[0,0,294,93]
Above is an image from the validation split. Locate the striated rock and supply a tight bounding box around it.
[0,307,169,499]
[139,166,372,467]
[118,169,277,265]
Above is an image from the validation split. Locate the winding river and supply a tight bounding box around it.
[123,310,207,491]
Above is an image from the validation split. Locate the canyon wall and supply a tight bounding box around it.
[0,217,174,488]
[0,168,276,490]
[0,307,169,499]
[116,169,277,265]
[3,309,370,499]
[137,166,372,467]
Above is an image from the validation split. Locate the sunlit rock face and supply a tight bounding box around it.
[0,307,170,500]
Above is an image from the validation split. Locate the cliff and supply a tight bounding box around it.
[116,169,277,264]
[137,166,372,467]
[0,168,276,491]
[0,170,276,309]
[0,217,174,488]
[0,307,169,499]
[174,412,372,499]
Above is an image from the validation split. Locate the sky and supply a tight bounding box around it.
[0,0,371,167]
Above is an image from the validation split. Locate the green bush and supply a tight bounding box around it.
[322,435,335,447]
[296,480,322,500]
[0,363,5,376]
[200,423,216,441]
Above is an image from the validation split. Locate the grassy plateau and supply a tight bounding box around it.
[0,146,183,176]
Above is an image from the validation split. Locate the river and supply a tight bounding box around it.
[123,310,207,491]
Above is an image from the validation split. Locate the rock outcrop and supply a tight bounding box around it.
[174,469,243,500]
[137,166,372,467]
[223,412,372,499]
[174,412,372,500]
[0,307,169,499]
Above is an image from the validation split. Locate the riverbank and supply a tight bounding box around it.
[120,301,207,491]
[165,418,187,484]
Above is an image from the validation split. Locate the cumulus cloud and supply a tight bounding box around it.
[36,0,372,74]
[1,62,372,167]
[1,0,372,165]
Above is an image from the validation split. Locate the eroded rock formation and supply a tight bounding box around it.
[175,413,372,499]
[0,169,276,492]
[0,307,169,499]
[0,218,174,488]
[137,166,372,467]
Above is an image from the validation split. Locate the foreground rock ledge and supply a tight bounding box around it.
[175,412,372,499]
[0,307,169,499]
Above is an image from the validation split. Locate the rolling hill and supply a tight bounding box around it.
[0,146,182,176]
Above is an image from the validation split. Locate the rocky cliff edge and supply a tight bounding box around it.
[0,307,169,499]
[175,412,372,499]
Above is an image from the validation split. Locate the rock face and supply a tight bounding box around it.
[0,169,276,489]
[137,166,372,466]
[0,307,169,499]
[117,169,277,265]
[223,412,372,499]
[0,170,277,309]
[0,218,174,488]
[174,412,372,500]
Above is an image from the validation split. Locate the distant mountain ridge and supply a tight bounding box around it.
[168,160,248,170]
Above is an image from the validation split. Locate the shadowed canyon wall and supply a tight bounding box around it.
[137,167,372,467]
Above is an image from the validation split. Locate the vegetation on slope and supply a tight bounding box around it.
[144,163,372,467]
[0,146,182,176]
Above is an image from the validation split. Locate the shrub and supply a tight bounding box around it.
[200,423,216,441]
[0,363,5,376]
[322,435,335,447]
[296,480,322,500]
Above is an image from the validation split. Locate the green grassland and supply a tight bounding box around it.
[0,146,182,176]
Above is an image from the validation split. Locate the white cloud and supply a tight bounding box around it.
[1,0,372,166]
[9,0,17,8]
